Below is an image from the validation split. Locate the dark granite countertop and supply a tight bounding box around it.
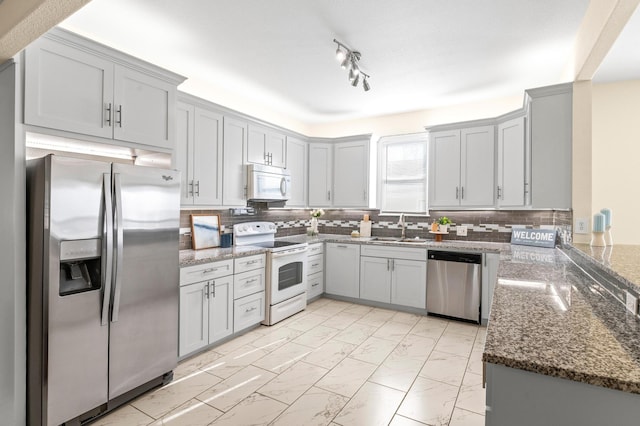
[572,243,640,292]
[483,245,640,394]
[179,246,268,267]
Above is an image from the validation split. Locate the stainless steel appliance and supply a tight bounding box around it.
[234,222,307,325]
[246,164,291,202]
[427,250,482,323]
[26,155,180,425]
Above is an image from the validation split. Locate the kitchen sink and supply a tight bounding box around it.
[368,237,427,244]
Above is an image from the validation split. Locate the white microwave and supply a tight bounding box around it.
[246,164,291,202]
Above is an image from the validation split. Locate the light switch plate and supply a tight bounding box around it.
[626,291,638,315]
[456,225,468,236]
[575,218,589,234]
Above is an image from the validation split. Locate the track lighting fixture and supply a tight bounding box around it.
[333,39,371,91]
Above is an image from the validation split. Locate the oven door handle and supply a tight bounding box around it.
[271,246,308,258]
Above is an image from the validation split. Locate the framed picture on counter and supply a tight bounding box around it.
[190,214,221,249]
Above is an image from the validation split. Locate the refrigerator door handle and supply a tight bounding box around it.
[111,173,124,322]
[101,173,114,326]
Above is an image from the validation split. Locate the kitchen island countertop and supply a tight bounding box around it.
[483,245,640,394]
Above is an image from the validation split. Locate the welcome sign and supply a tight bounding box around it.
[510,228,557,248]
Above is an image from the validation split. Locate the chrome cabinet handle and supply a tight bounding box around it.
[211,281,216,297]
[387,259,390,271]
[456,187,459,199]
[204,282,210,299]
[327,190,331,201]
[188,181,194,197]
[312,282,319,287]
[280,177,287,196]
[336,245,348,248]
[116,105,122,127]
[363,190,367,200]
[245,306,257,313]
[244,278,258,285]
[105,103,112,126]
[391,259,395,271]
[195,180,200,197]
[461,187,464,199]
[497,186,501,200]
[311,263,319,267]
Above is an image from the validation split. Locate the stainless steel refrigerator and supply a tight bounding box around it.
[27,154,180,425]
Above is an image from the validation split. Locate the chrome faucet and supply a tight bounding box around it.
[398,213,406,239]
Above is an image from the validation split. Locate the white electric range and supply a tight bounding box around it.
[233,222,308,325]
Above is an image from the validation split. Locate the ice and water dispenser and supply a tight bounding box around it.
[59,239,102,296]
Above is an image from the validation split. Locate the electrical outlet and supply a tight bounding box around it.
[456,225,468,236]
[575,218,589,234]
[626,291,638,315]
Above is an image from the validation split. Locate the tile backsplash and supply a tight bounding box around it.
[180,207,572,250]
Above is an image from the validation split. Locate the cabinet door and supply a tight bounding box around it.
[498,117,526,207]
[266,131,286,168]
[193,107,223,205]
[308,143,333,206]
[325,243,360,298]
[179,282,208,357]
[113,65,175,150]
[285,137,308,207]
[359,256,391,303]
[222,116,247,206]
[391,259,427,309]
[307,271,324,300]
[333,140,369,207]
[460,126,495,207]
[209,276,234,344]
[176,102,195,205]
[429,130,461,207]
[247,124,267,164]
[24,37,114,139]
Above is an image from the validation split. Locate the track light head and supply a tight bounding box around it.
[351,74,360,87]
[340,56,349,69]
[336,47,346,62]
[363,77,370,91]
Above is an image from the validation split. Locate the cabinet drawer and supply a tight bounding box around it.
[307,253,324,275]
[234,254,266,274]
[234,269,265,299]
[308,243,324,256]
[360,245,427,261]
[180,259,233,286]
[234,291,265,332]
[307,271,324,300]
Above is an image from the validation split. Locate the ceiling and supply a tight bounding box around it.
[593,4,640,83]
[58,0,594,125]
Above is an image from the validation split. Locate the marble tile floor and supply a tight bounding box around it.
[93,298,487,426]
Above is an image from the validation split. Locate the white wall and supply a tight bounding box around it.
[0,59,26,425]
[305,95,523,138]
[592,79,640,244]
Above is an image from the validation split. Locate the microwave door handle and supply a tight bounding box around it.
[280,177,287,196]
[101,173,113,326]
[111,173,124,322]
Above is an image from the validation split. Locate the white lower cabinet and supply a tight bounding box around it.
[360,246,427,309]
[325,243,360,298]
[179,255,266,358]
[481,252,500,324]
[233,254,266,333]
[306,243,324,300]
[234,291,265,332]
[179,275,233,357]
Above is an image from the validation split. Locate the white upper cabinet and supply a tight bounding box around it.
[176,99,223,206]
[460,126,495,207]
[528,85,572,209]
[497,116,526,207]
[24,28,184,151]
[333,139,370,208]
[222,116,248,206]
[247,124,286,168]
[308,143,333,207]
[429,130,461,207]
[429,125,495,208]
[285,136,308,207]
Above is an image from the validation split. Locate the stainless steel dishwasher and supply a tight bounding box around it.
[427,250,482,323]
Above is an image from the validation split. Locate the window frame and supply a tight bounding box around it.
[376,133,429,215]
